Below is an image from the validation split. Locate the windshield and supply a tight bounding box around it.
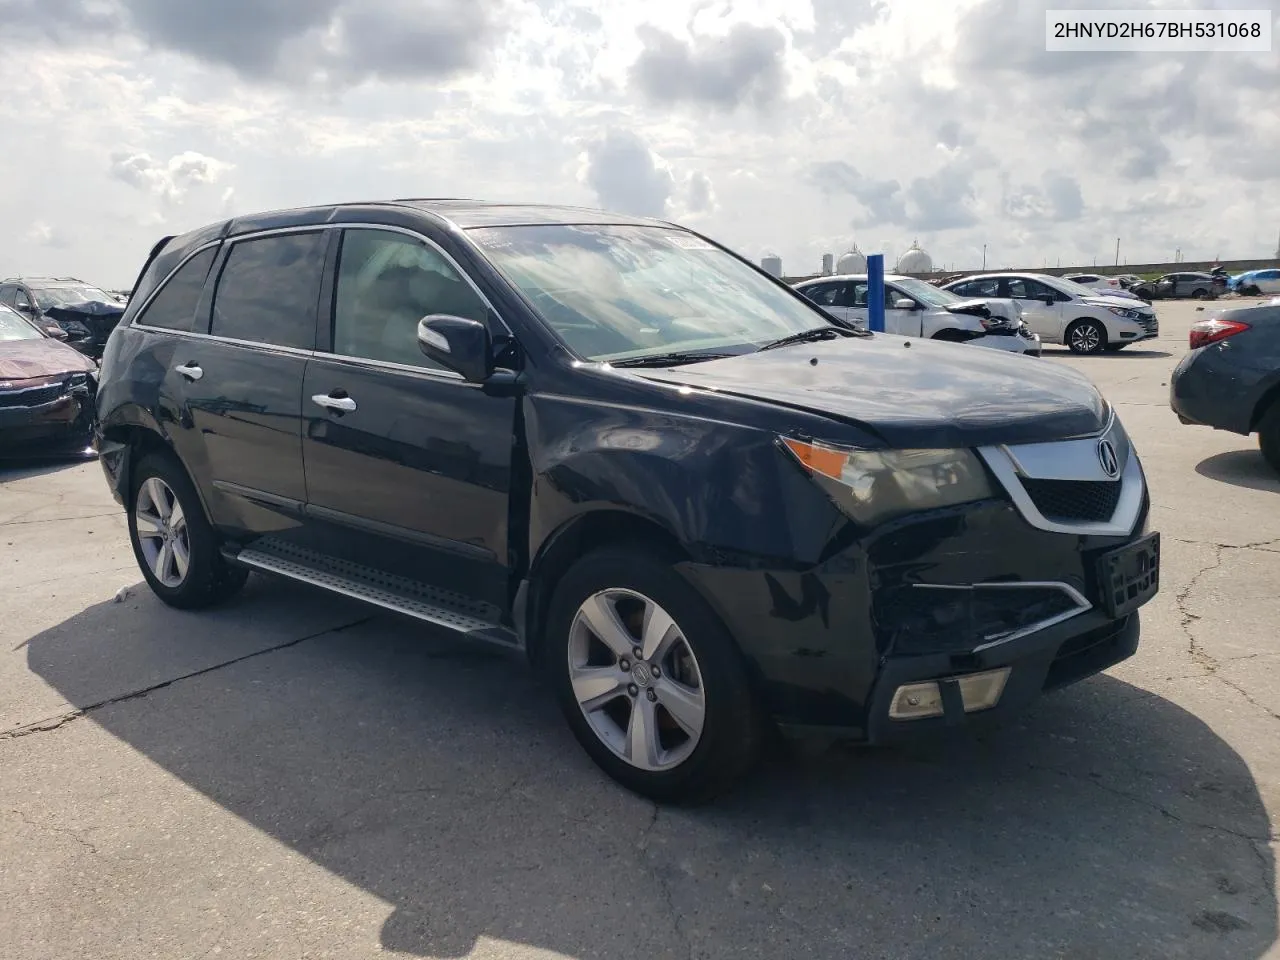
[1041,275,1104,299]
[33,285,114,309]
[468,224,831,362]
[892,277,963,308]
[0,304,44,341]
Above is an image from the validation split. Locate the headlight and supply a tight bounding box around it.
[781,438,996,526]
[1107,306,1140,319]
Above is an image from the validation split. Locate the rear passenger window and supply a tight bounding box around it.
[135,248,217,332]
[329,229,487,369]
[211,232,327,349]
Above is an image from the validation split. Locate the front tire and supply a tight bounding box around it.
[1259,402,1280,476]
[1244,285,1262,297]
[1066,319,1107,355]
[128,452,249,609]
[545,547,760,803]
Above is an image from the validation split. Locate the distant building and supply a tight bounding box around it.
[836,243,867,274]
[821,253,835,276]
[761,255,783,278]
[896,239,933,274]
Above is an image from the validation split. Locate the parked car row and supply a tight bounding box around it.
[0,276,126,359]
[0,302,98,458]
[791,273,1042,355]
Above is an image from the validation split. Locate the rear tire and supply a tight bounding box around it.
[1259,402,1280,476]
[128,452,249,609]
[545,547,761,804]
[1066,319,1107,355]
[1193,288,1210,300]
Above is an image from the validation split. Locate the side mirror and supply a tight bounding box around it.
[1041,294,1055,305]
[417,314,493,383]
[893,298,915,310]
[14,302,34,315]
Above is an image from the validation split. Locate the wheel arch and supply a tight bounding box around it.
[99,415,210,521]
[520,509,689,666]
[1250,378,1280,432]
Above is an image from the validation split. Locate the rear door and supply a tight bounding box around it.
[299,225,518,607]
[171,230,328,533]
[1004,277,1065,342]
[1258,270,1280,294]
[799,281,853,322]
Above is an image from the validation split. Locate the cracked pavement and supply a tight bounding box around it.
[3,300,1280,959]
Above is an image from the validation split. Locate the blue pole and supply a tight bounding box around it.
[867,253,885,332]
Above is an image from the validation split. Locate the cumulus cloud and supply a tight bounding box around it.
[109,151,233,203]
[810,159,984,232]
[630,23,789,110]
[25,221,71,249]
[686,171,718,215]
[579,130,673,218]
[5,0,507,86]
[1003,172,1085,223]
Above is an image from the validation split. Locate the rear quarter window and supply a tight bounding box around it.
[134,248,217,332]
[211,232,327,350]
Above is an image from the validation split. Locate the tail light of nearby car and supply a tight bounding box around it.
[1189,317,1250,350]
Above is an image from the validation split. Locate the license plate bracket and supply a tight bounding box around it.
[1097,533,1160,618]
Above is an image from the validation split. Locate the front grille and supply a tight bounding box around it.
[1021,477,1122,523]
[0,382,66,409]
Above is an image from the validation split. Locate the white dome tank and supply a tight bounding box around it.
[836,243,867,274]
[896,239,933,274]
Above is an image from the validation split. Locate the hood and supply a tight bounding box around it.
[635,334,1107,448]
[44,301,126,341]
[0,338,97,382]
[1083,295,1151,311]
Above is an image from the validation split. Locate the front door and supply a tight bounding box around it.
[300,226,518,608]
[883,284,922,337]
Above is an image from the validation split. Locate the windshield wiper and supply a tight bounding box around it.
[610,350,738,369]
[758,326,853,352]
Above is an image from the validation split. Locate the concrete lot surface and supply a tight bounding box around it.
[3,300,1279,960]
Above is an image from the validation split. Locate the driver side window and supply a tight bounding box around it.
[331,229,488,369]
[13,289,35,313]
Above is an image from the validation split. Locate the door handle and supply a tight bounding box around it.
[311,393,357,413]
[175,362,204,382]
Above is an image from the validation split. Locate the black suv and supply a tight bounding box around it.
[0,277,125,358]
[95,201,1160,802]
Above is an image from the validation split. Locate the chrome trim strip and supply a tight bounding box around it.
[134,220,512,356]
[307,352,466,382]
[129,325,317,360]
[979,444,1145,536]
[911,580,1093,652]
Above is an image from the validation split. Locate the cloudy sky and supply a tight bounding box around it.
[2,0,1277,285]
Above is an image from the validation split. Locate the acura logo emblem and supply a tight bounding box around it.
[1097,439,1120,479]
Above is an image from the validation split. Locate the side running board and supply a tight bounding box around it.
[231,537,520,650]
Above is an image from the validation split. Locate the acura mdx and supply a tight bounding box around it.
[95,201,1160,802]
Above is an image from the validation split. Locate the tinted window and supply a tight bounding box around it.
[330,229,487,369]
[135,248,217,332]
[0,286,14,306]
[212,232,327,349]
[801,282,843,307]
[955,278,999,297]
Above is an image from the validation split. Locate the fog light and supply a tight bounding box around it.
[957,668,1010,713]
[888,668,1011,721]
[889,682,944,720]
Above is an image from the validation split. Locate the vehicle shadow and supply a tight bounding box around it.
[1041,347,1173,359]
[0,450,97,482]
[23,592,1278,959]
[1196,450,1280,493]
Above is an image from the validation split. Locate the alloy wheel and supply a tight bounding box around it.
[1069,323,1101,353]
[134,476,191,588]
[567,588,706,772]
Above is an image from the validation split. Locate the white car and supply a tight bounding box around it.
[792,274,1041,356]
[942,272,1158,354]
[1063,273,1147,302]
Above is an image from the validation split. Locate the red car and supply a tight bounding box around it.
[0,302,98,458]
